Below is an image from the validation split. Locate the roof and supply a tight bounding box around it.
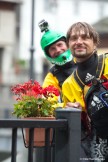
[93,17,108,33]
[0,0,22,3]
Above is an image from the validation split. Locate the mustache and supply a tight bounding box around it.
[75,45,85,48]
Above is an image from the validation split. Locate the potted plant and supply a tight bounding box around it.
[11,80,60,147]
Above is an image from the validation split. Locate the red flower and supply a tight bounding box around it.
[11,80,60,101]
[42,85,60,97]
[11,80,60,118]
[32,85,42,96]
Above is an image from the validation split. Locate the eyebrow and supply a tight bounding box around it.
[70,32,91,38]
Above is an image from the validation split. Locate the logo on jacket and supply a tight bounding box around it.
[85,73,94,83]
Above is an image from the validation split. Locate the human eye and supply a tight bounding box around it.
[58,42,62,46]
[49,46,55,52]
[69,35,77,41]
[82,34,90,40]
[58,42,64,47]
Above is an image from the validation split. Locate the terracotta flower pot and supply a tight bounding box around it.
[24,117,55,147]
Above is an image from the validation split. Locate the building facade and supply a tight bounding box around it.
[0,0,23,84]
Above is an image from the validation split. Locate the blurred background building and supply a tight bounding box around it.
[0,0,108,161]
[0,0,108,86]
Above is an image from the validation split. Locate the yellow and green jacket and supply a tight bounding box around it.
[43,60,77,107]
[62,54,108,112]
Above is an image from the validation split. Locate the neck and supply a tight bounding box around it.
[77,54,97,69]
[76,53,94,63]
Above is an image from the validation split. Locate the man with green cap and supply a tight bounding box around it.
[39,19,77,104]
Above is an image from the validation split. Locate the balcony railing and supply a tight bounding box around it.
[0,108,81,162]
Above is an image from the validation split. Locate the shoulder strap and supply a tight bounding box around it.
[50,62,77,87]
[50,66,57,74]
[74,54,105,90]
[74,70,85,90]
[96,54,105,78]
[50,66,63,87]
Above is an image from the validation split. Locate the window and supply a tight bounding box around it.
[44,0,58,13]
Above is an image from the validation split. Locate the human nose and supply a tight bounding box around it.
[76,37,83,44]
[55,47,61,54]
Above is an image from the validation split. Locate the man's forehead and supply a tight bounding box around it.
[71,29,89,36]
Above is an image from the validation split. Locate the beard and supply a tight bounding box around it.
[72,51,88,58]
[72,49,93,59]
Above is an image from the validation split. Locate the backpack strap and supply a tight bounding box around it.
[96,54,105,79]
[50,66,63,87]
[50,61,77,87]
[84,54,106,100]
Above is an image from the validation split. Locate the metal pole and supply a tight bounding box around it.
[28,128,34,162]
[11,128,17,162]
[30,0,35,80]
[55,108,81,162]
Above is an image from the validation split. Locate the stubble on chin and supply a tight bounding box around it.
[72,52,87,58]
[72,48,87,58]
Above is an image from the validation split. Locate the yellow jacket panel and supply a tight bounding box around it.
[43,72,61,92]
[42,72,63,107]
